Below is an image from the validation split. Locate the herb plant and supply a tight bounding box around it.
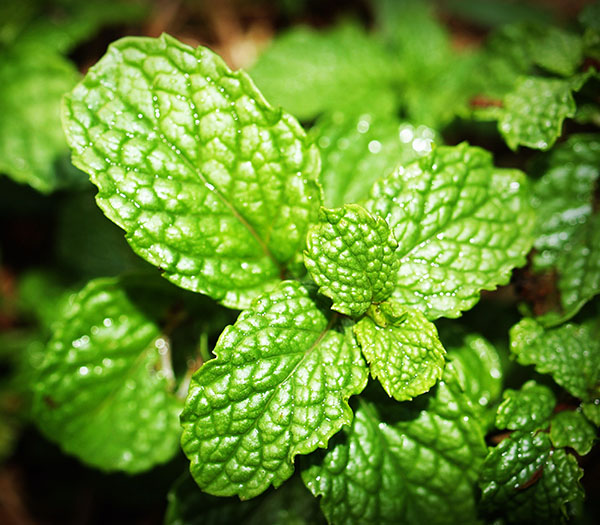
[1,1,599,523]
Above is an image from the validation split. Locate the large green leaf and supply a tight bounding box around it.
[250,23,396,120]
[180,281,368,499]
[31,277,182,473]
[302,366,487,525]
[480,432,584,523]
[531,134,600,271]
[354,306,446,401]
[365,143,534,320]
[62,34,321,309]
[304,204,399,317]
[510,318,600,401]
[0,45,79,192]
[495,381,555,432]
[312,112,437,207]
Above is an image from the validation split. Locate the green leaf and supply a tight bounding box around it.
[354,307,446,401]
[480,432,584,524]
[510,318,600,401]
[302,367,487,525]
[31,277,182,473]
[62,34,321,309]
[531,134,600,271]
[582,400,600,426]
[495,381,556,431]
[446,333,503,416]
[165,472,325,525]
[0,45,79,192]
[556,214,600,318]
[180,281,368,499]
[365,143,534,320]
[304,204,399,317]
[525,23,583,77]
[550,410,597,456]
[250,23,396,120]
[312,112,437,207]
[497,74,590,151]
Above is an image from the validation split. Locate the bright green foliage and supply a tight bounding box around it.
[250,23,395,120]
[531,134,600,271]
[304,205,399,317]
[180,281,368,499]
[365,143,534,320]
[0,46,79,192]
[302,366,487,525]
[165,473,325,525]
[480,432,584,524]
[446,333,503,417]
[550,410,597,456]
[62,34,321,309]
[354,307,446,401]
[582,401,600,426]
[31,278,182,473]
[522,23,583,77]
[497,75,587,151]
[312,112,437,207]
[495,381,555,431]
[556,214,600,318]
[510,319,600,401]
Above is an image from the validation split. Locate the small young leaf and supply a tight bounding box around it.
[531,134,600,271]
[313,112,437,207]
[525,23,583,77]
[550,410,597,456]
[62,34,321,308]
[31,278,182,473]
[582,401,600,426]
[495,381,556,431]
[365,143,534,320]
[304,204,399,317]
[302,367,487,525]
[180,281,368,499]
[556,214,600,318]
[480,432,584,523]
[354,307,446,401]
[510,319,600,401]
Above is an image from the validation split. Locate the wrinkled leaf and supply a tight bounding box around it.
[550,410,597,456]
[495,381,555,432]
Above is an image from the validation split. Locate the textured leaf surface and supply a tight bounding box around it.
[531,134,600,271]
[31,278,182,472]
[550,410,597,456]
[313,112,437,207]
[495,381,555,431]
[165,472,325,525]
[302,366,487,525]
[304,205,399,317]
[0,46,79,192]
[510,318,600,401]
[354,307,446,401]
[250,23,395,120]
[365,143,534,320]
[556,214,600,318]
[497,74,589,150]
[582,401,600,426]
[525,24,583,77]
[480,432,583,524]
[180,281,368,499]
[62,34,321,308]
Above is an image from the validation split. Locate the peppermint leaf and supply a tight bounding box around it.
[180,281,368,499]
[304,204,399,317]
[531,134,600,271]
[312,112,437,207]
[0,45,79,192]
[365,143,534,320]
[354,306,446,401]
[582,401,600,426]
[250,23,396,120]
[495,381,556,432]
[550,410,597,456]
[480,432,584,524]
[302,367,487,525]
[31,277,182,473]
[62,34,321,309]
[510,318,600,401]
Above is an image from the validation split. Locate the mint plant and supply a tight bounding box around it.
[1,0,599,523]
